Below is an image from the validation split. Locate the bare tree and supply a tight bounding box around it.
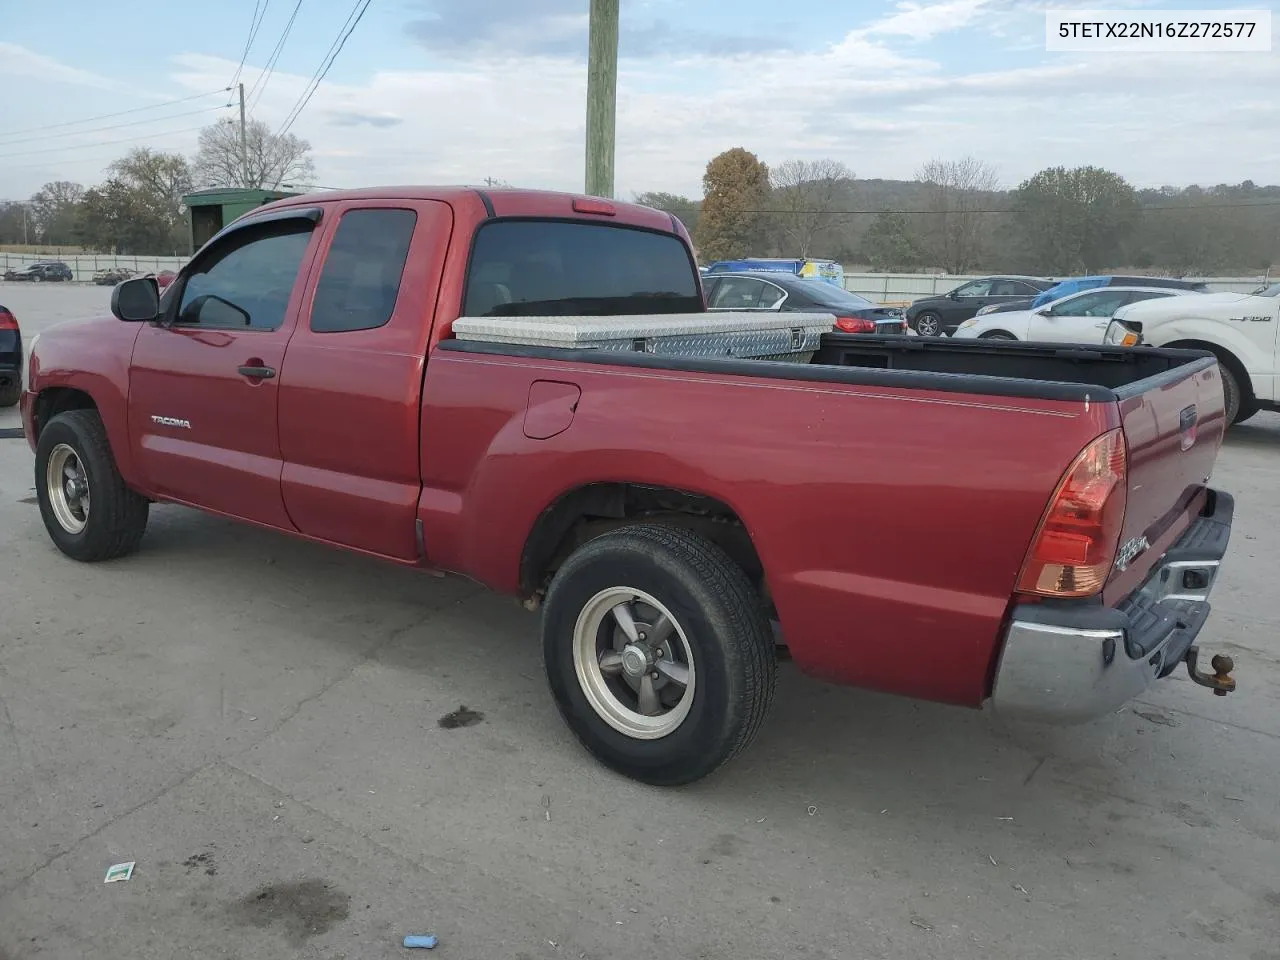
[769,159,854,257]
[193,118,316,190]
[915,156,1001,273]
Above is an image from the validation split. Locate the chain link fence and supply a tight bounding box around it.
[843,272,1271,304]
[1,253,188,283]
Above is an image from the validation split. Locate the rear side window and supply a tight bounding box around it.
[463,220,700,317]
[311,209,417,333]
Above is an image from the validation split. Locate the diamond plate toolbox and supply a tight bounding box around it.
[450,312,836,362]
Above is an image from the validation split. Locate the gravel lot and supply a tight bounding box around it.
[2,282,1279,960]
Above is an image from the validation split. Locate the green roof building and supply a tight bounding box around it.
[182,187,301,252]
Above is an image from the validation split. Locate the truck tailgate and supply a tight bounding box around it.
[1107,354,1224,596]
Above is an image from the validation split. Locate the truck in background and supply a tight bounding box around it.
[703,258,845,288]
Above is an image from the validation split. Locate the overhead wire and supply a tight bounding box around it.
[0,125,214,161]
[0,89,231,141]
[248,0,305,112]
[274,0,373,139]
[0,106,231,148]
[230,0,271,91]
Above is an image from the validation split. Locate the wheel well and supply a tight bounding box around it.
[978,330,1015,340]
[520,482,770,610]
[1164,340,1254,404]
[34,387,97,440]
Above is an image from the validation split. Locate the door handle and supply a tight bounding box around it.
[238,364,276,379]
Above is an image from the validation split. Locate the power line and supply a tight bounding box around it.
[0,106,229,148]
[0,125,211,161]
[275,0,373,139]
[248,0,305,112]
[230,0,271,91]
[0,147,199,174]
[0,89,231,141]
[668,200,1280,215]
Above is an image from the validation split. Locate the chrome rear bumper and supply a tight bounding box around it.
[990,489,1234,724]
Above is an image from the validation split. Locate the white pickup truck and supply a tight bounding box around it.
[1110,281,1280,425]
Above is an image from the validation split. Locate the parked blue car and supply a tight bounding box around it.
[1029,275,1209,308]
[980,275,1211,317]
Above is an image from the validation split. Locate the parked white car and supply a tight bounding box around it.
[1108,281,1280,425]
[951,286,1199,344]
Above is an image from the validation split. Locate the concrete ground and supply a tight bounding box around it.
[1,283,1278,960]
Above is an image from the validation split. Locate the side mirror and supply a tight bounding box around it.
[111,276,161,322]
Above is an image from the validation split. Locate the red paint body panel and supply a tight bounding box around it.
[19,317,141,481]
[20,186,1227,713]
[1101,362,1226,605]
[416,350,1115,706]
[277,199,454,559]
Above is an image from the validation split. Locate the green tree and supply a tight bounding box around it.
[861,211,925,271]
[78,149,193,253]
[694,148,770,261]
[1013,166,1140,273]
[634,191,701,238]
[29,181,85,246]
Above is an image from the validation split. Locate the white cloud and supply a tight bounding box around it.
[0,41,155,98]
[2,9,1279,203]
[864,0,993,40]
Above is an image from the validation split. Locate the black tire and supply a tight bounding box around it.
[914,311,943,337]
[35,409,148,562]
[542,523,776,786]
[979,330,1017,341]
[0,377,20,408]
[1216,361,1257,426]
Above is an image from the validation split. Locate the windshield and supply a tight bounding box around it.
[1251,282,1280,298]
[794,281,875,310]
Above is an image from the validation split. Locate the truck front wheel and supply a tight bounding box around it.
[542,523,776,786]
[35,409,149,562]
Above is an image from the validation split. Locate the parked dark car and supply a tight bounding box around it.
[0,303,22,407]
[906,276,1056,336]
[4,260,74,282]
[703,271,908,334]
[977,275,1212,317]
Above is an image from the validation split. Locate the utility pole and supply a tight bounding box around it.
[238,82,248,187]
[584,0,619,198]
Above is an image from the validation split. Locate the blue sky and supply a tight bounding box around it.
[2,0,1278,201]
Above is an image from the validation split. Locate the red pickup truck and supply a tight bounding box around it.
[21,187,1238,785]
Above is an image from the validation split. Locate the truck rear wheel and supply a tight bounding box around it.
[35,409,149,562]
[541,523,776,786]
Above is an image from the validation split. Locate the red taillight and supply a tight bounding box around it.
[834,315,876,333]
[1017,428,1128,598]
[0,308,17,331]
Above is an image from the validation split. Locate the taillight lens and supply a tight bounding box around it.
[834,316,876,333]
[1017,428,1128,598]
[0,308,17,331]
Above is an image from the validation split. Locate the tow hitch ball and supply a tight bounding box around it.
[1184,645,1237,696]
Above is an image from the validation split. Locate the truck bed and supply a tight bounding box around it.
[440,332,1217,401]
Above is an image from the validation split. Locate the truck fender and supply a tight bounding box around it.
[1147,317,1264,397]
[32,375,139,489]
